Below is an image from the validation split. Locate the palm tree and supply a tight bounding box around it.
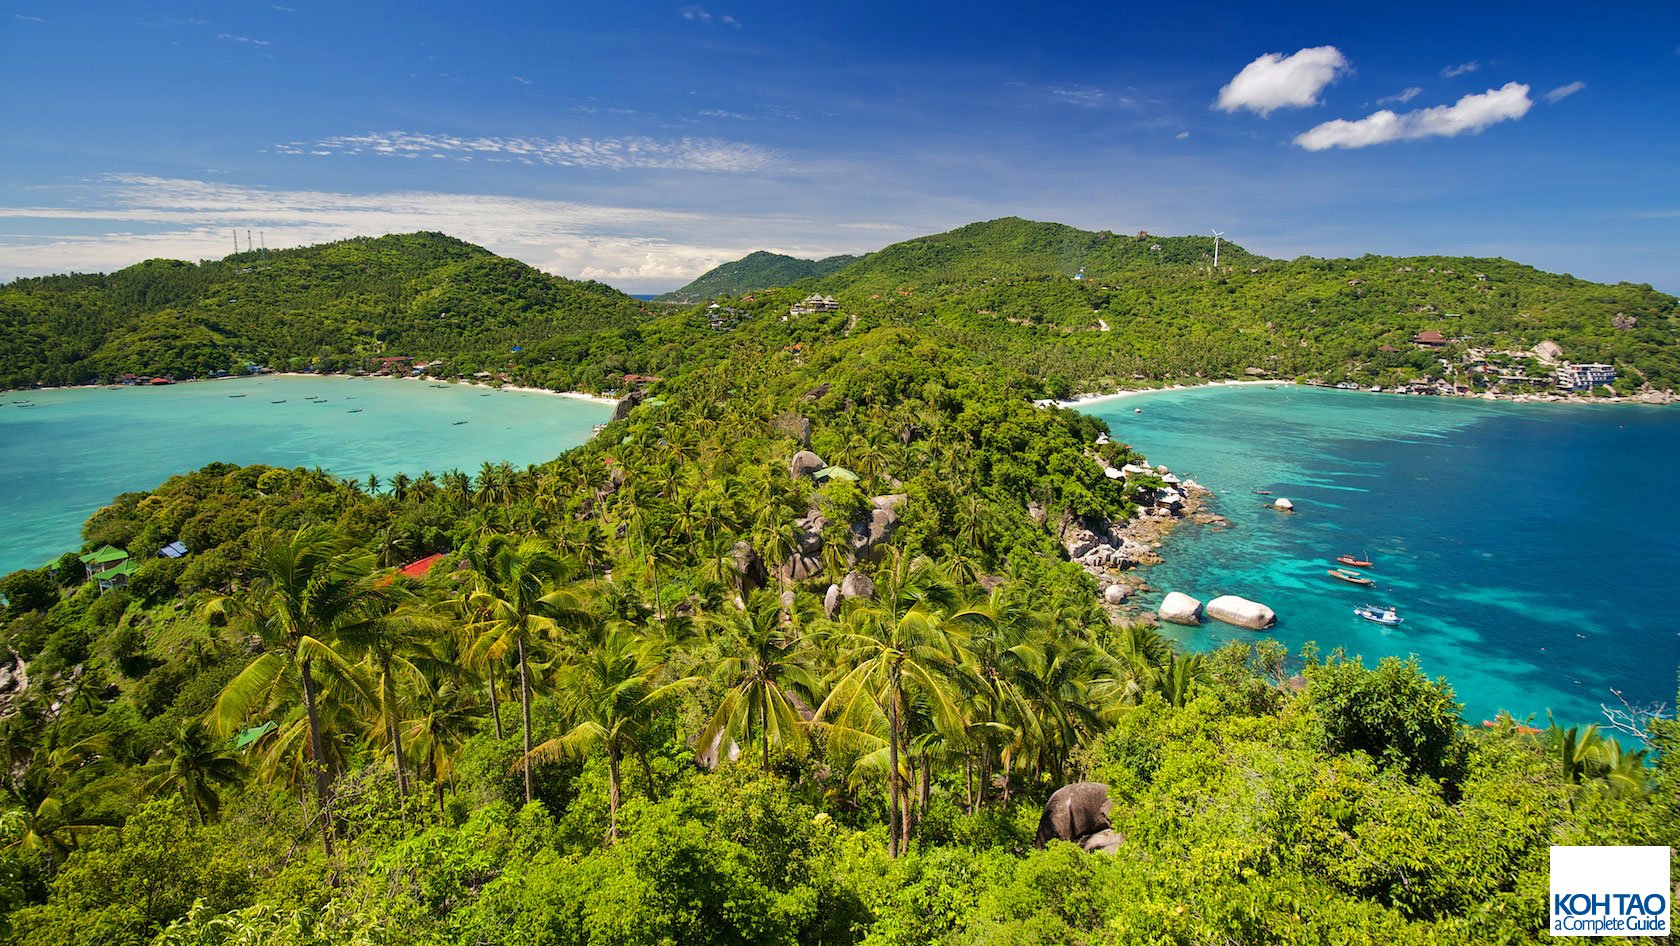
[697,593,817,770]
[210,525,378,855]
[141,721,243,825]
[460,535,595,804]
[525,631,698,841]
[402,677,484,809]
[338,598,445,795]
[817,553,978,856]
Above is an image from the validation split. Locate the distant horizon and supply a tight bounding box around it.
[3,2,1677,293]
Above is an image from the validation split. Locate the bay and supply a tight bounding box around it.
[0,376,611,574]
[1080,384,1680,729]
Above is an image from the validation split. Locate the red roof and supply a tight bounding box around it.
[397,553,447,579]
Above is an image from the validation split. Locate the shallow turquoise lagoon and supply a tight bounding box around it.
[0,377,611,574]
[1082,385,1680,729]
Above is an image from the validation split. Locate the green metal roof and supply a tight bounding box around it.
[80,545,129,565]
[98,559,139,578]
[813,465,858,482]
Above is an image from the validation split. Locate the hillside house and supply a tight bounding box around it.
[80,545,136,591]
[1412,331,1449,348]
[790,294,840,316]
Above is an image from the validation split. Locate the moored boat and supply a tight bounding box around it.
[1327,568,1374,586]
[1354,604,1402,625]
[1335,553,1373,568]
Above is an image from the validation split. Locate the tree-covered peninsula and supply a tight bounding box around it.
[0,222,1676,945]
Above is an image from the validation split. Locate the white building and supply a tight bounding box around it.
[1554,363,1616,390]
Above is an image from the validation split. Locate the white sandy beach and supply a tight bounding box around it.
[1057,378,1290,409]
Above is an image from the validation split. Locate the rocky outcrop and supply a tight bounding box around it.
[1158,592,1202,626]
[790,450,826,479]
[851,494,905,557]
[1272,497,1294,511]
[609,389,642,423]
[841,571,876,600]
[1035,782,1117,851]
[1102,583,1131,605]
[1206,595,1276,630]
[730,541,766,594]
[773,411,812,448]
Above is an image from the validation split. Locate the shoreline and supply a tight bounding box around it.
[1057,378,1675,409]
[3,373,619,408]
[1057,378,1286,409]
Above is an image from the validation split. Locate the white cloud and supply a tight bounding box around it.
[294,130,784,173]
[272,5,295,11]
[1175,131,1190,140]
[1441,61,1479,78]
[511,76,531,85]
[216,33,271,46]
[1215,46,1350,116]
[680,5,737,26]
[1545,80,1585,103]
[13,14,42,22]
[699,108,751,120]
[1377,86,1422,105]
[1294,82,1532,151]
[0,176,878,292]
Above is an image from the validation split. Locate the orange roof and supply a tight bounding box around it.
[397,553,447,579]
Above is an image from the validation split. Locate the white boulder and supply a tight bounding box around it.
[1102,584,1131,605]
[1205,595,1276,630]
[1158,592,1202,626]
[1273,497,1294,511]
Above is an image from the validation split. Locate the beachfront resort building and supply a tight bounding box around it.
[1555,362,1616,391]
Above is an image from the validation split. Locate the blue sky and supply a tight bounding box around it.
[2,1,1677,293]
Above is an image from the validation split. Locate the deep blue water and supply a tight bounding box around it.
[1082,385,1680,729]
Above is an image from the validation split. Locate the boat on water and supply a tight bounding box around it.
[1335,553,1373,568]
[1328,568,1374,586]
[346,408,363,413]
[452,420,467,425]
[1134,408,1142,414]
[271,399,287,403]
[1251,489,1272,495]
[228,394,247,398]
[1354,604,1403,625]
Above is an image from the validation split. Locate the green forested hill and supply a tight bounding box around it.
[676,217,1680,395]
[0,233,647,389]
[655,250,860,303]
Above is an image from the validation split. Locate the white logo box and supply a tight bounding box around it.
[1550,846,1671,937]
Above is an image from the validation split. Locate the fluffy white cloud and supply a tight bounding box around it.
[289,130,781,173]
[1377,86,1423,105]
[1215,46,1349,116]
[1294,82,1532,151]
[0,175,880,292]
[1545,80,1585,103]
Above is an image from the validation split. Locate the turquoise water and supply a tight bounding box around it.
[0,377,611,574]
[1083,385,1680,729]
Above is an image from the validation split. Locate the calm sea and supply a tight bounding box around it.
[1082,385,1680,730]
[0,377,611,574]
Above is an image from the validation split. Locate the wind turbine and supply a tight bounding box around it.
[1210,229,1224,269]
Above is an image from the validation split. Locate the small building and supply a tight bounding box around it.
[1412,331,1449,348]
[159,541,189,559]
[790,294,840,316]
[1555,363,1616,391]
[80,545,134,590]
